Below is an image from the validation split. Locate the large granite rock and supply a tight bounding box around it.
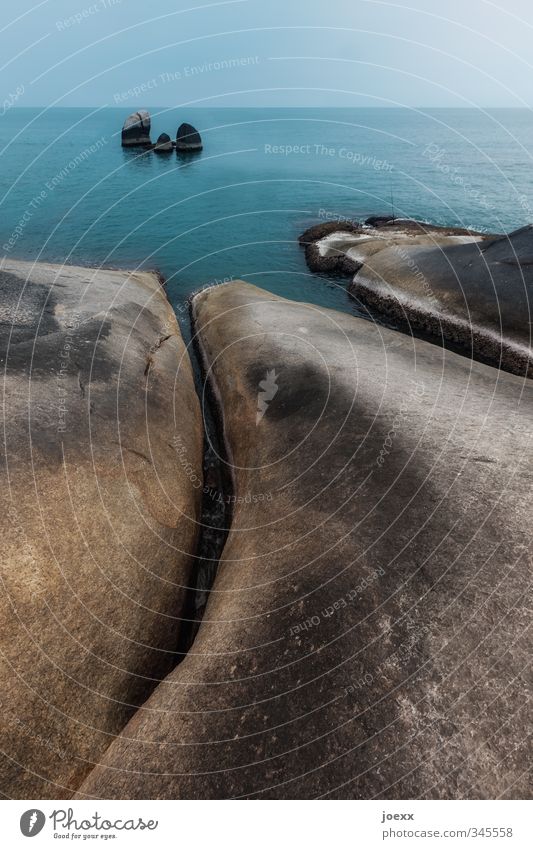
[0,259,202,797]
[349,224,533,377]
[121,110,151,146]
[176,123,203,152]
[77,281,531,800]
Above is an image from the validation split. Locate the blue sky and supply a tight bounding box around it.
[2,0,533,107]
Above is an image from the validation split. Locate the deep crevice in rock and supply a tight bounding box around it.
[174,298,234,656]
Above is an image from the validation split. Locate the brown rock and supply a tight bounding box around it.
[0,259,202,797]
[77,281,531,800]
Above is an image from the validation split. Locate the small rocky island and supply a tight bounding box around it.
[121,110,203,153]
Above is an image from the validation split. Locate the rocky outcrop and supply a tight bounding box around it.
[0,259,203,797]
[77,281,531,800]
[299,217,488,276]
[298,219,363,245]
[154,132,173,153]
[365,214,396,227]
[121,110,151,147]
[300,217,532,376]
[349,224,533,378]
[176,123,203,152]
[299,219,363,275]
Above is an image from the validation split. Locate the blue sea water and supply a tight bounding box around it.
[2,107,533,324]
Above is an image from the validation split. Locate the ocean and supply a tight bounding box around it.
[1,106,533,327]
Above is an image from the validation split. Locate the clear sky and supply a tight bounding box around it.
[2,0,533,108]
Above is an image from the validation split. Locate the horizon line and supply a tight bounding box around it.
[7,104,532,110]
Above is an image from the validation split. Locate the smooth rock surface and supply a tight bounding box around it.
[78,281,532,800]
[176,123,203,152]
[121,110,151,146]
[349,224,533,377]
[0,259,202,797]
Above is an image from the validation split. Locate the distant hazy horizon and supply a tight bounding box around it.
[9,106,533,110]
[2,0,533,110]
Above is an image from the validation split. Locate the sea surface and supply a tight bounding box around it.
[2,107,533,326]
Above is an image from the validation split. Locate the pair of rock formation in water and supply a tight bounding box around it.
[121,109,203,152]
[0,233,530,799]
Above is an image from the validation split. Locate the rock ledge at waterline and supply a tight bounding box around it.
[300,217,533,378]
[299,216,489,276]
[78,281,531,800]
[0,259,202,798]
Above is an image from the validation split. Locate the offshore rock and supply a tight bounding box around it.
[154,132,173,153]
[176,123,203,152]
[121,110,151,146]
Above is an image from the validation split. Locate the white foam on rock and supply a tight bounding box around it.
[316,230,482,258]
[317,232,374,257]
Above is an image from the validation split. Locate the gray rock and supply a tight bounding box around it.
[77,281,531,800]
[349,224,533,377]
[176,123,203,152]
[300,218,488,276]
[0,259,203,797]
[365,214,396,226]
[121,110,151,146]
[154,132,173,153]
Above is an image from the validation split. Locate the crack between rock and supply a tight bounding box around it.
[144,333,173,376]
[173,296,235,656]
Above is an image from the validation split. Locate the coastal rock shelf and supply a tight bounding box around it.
[300,217,488,276]
[0,260,202,797]
[77,281,531,800]
[300,217,533,377]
